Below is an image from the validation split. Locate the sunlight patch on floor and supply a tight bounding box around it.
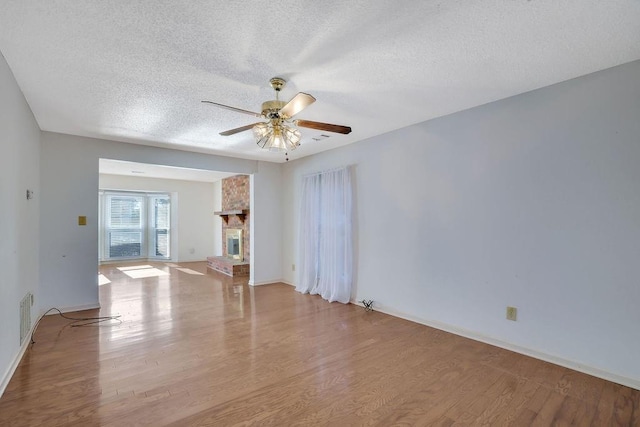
[98,274,111,286]
[117,265,154,271]
[117,265,170,279]
[176,268,204,275]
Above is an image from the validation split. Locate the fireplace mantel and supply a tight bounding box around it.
[214,209,247,224]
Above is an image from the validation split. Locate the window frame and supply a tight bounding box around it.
[99,190,172,262]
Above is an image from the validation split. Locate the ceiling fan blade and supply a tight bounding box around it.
[295,119,352,134]
[220,122,263,136]
[202,101,262,118]
[279,93,316,118]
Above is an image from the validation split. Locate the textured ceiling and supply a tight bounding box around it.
[1,1,639,163]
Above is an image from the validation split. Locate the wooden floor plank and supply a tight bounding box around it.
[0,261,638,426]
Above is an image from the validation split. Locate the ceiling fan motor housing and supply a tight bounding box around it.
[261,100,287,119]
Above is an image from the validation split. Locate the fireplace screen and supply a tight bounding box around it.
[226,229,243,261]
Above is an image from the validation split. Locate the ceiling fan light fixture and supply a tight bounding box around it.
[253,122,301,152]
[269,130,287,152]
[282,125,301,147]
[253,122,270,140]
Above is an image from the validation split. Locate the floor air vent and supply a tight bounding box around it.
[20,293,32,345]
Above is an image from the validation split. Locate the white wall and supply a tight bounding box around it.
[282,60,640,388]
[0,52,40,393]
[40,132,282,311]
[249,162,283,285]
[99,174,217,262]
[212,180,223,257]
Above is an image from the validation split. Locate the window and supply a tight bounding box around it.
[295,166,353,303]
[100,191,172,261]
[150,195,170,257]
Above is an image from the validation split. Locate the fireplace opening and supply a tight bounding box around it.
[226,229,243,261]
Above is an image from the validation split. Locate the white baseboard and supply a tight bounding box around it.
[248,279,295,287]
[351,300,640,391]
[248,279,285,286]
[249,279,296,287]
[43,303,101,315]
[0,326,35,398]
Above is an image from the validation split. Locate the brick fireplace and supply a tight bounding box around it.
[207,174,250,276]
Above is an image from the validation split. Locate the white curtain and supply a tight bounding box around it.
[296,166,353,303]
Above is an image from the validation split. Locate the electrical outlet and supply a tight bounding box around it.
[506,306,517,321]
[292,264,295,271]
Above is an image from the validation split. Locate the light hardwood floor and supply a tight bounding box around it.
[1,261,638,426]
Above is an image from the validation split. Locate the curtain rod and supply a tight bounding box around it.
[302,165,352,178]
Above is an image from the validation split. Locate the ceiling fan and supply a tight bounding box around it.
[202,77,351,160]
